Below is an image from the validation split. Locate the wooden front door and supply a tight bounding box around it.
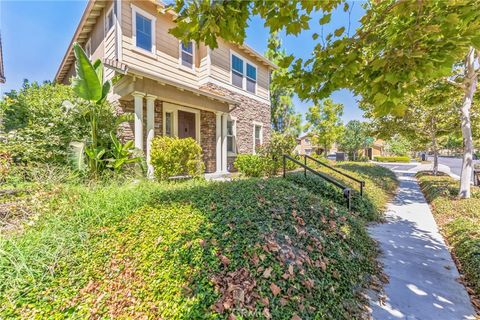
[178,110,196,139]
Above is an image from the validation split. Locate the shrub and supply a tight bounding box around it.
[234,154,272,177]
[374,156,410,163]
[0,149,12,183]
[258,132,297,175]
[150,136,204,180]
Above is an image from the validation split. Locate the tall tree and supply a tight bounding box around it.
[339,120,373,160]
[265,33,302,137]
[169,0,480,197]
[363,82,460,174]
[304,98,344,155]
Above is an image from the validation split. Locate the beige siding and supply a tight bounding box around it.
[121,0,199,88]
[210,39,270,100]
[104,2,116,80]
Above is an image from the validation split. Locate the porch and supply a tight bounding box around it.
[113,75,237,176]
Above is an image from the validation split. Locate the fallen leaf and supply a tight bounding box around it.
[280,297,288,306]
[291,315,302,320]
[263,307,271,319]
[263,267,272,279]
[288,264,294,275]
[270,283,281,296]
[220,255,230,266]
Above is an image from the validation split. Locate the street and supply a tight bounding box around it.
[428,156,479,180]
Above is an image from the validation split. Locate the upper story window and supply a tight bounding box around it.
[180,41,194,69]
[84,39,92,58]
[132,5,156,54]
[105,7,114,33]
[231,52,257,94]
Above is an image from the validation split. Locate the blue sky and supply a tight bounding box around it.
[0,0,365,123]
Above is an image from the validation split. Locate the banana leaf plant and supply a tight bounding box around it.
[70,42,139,177]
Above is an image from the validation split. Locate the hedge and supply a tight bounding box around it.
[417,172,480,298]
[374,156,411,163]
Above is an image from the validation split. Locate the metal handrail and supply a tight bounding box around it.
[283,154,352,210]
[304,154,365,196]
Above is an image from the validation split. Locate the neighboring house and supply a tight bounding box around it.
[55,0,275,175]
[0,33,5,84]
[364,139,385,159]
[295,134,338,156]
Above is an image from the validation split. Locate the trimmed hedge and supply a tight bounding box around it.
[374,156,411,163]
[417,172,480,297]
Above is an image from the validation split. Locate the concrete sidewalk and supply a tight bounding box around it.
[368,171,476,320]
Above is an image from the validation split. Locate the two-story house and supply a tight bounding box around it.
[55,0,276,176]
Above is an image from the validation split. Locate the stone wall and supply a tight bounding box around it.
[200,83,271,155]
[200,110,216,173]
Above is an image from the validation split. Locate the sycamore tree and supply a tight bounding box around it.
[304,99,344,155]
[168,0,480,198]
[265,33,302,137]
[363,82,460,174]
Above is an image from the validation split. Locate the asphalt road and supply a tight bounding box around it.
[428,156,478,178]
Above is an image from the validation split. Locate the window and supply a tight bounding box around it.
[132,5,156,54]
[304,138,310,144]
[85,39,91,58]
[246,63,256,93]
[165,112,173,136]
[227,119,236,154]
[253,123,263,153]
[231,54,243,88]
[105,7,114,33]
[180,41,194,69]
[231,52,257,94]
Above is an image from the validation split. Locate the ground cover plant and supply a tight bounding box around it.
[0,173,390,319]
[373,156,411,163]
[417,172,480,305]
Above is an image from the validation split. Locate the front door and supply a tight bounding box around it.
[178,110,196,139]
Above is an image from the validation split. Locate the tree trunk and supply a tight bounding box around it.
[458,47,477,199]
[431,133,438,175]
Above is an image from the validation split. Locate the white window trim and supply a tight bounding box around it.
[252,121,263,154]
[230,49,257,94]
[178,40,196,73]
[105,6,115,34]
[227,115,237,156]
[162,102,201,143]
[131,4,157,57]
[85,38,92,59]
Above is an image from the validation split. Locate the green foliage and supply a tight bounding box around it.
[259,131,297,175]
[305,99,344,155]
[374,156,411,163]
[150,136,204,180]
[0,81,89,164]
[106,132,141,172]
[417,173,480,296]
[0,176,383,318]
[265,33,302,137]
[234,154,271,177]
[338,121,373,160]
[0,149,13,183]
[384,134,411,157]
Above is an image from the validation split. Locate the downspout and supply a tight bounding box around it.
[115,0,122,62]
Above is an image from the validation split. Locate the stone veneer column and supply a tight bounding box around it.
[221,113,228,172]
[215,112,222,173]
[132,92,145,151]
[145,94,157,178]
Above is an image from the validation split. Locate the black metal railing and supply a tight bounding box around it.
[283,154,353,210]
[304,154,365,196]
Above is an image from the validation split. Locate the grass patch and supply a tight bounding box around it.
[417,172,480,299]
[0,176,386,319]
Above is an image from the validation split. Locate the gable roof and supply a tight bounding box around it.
[0,33,5,83]
[55,0,276,84]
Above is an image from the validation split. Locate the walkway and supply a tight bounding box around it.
[368,170,476,320]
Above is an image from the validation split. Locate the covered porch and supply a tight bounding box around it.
[113,74,237,177]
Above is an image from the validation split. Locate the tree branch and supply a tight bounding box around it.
[445,78,464,89]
